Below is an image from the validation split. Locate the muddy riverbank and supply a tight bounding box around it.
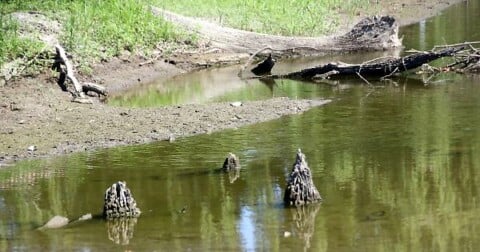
[0,0,464,165]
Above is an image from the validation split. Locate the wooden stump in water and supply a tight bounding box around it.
[222,153,241,183]
[251,54,275,76]
[284,149,322,206]
[222,153,240,172]
[103,181,141,219]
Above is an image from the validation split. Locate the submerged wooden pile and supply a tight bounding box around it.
[284,149,322,206]
[222,153,241,183]
[103,181,141,219]
[222,153,240,172]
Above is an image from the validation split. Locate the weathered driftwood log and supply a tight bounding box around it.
[334,16,398,51]
[83,82,108,96]
[279,46,465,81]
[103,181,141,219]
[38,215,69,230]
[465,61,480,73]
[243,42,480,81]
[451,50,480,73]
[154,8,401,55]
[52,44,107,102]
[39,213,93,230]
[222,153,240,172]
[53,44,85,97]
[284,149,322,206]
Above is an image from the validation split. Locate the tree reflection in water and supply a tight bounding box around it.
[288,204,321,251]
[106,218,138,245]
[227,168,240,183]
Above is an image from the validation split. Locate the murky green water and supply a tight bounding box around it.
[2,1,480,251]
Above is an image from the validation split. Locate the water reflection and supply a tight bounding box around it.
[109,50,402,108]
[106,218,138,245]
[3,77,480,250]
[287,204,321,252]
[402,0,480,50]
[258,78,277,95]
[227,169,240,184]
[1,1,480,251]
[238,206,256,251]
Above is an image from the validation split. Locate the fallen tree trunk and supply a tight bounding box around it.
[153,8,401,56]
[282,46,465,80]
[245,45,474,82]
[83,82,108,96]
[53,45,85,97]
[52,44,107,103]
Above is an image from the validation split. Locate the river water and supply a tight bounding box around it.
[1,1,480,251]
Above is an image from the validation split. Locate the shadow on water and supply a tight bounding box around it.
[2,1,480,251]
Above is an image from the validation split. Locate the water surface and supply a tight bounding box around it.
[1,1,480,251]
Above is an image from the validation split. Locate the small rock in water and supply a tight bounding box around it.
[78,213,93,221]
[40,215,69,229]
[178,206,187,214]
[230,101,242,107]
[27,145,37,152]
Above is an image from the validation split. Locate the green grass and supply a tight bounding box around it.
[0,15,45,65]
[153,0,370,36]
[1,0,372,76]
[0,0,190,74]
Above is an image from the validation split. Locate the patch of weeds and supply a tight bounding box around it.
[1,0,193,75]
[0,15,50,80]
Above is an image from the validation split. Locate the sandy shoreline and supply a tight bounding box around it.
[0,0,465,165]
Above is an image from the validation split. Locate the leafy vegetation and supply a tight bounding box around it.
[154,0,371,36]
[0,0,189,72]
[0,15,42,64]
[1,0,372,74]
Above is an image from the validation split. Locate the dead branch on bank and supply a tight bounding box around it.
[237,47,272,78]
[244,42,480,82]
[52,44,107,103]
[82,82,108,96]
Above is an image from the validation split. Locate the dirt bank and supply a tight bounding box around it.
[373,0,463,27]
[1,65,331,163]
[0,0,464,165]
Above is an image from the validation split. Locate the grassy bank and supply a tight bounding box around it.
[0,0,188,73]
[1,0,372,77]
[154,0,371,36]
